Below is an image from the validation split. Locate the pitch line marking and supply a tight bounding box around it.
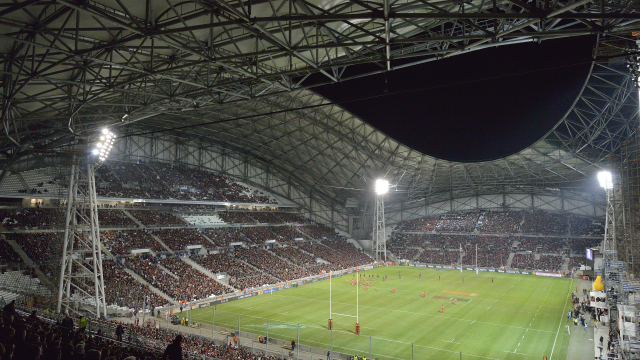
[549,279,573,360]
[333,313,356,318]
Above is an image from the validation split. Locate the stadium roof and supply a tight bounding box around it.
[0,0,639,208]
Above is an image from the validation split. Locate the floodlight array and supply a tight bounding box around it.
[375,179,389,195]
[598,171,613,189]
[95,129,116,161]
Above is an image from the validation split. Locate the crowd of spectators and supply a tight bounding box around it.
[128,210,187,226]
[152,229,210,251]
[269,226,300,242]
[515,237,565,253]
[0,238,23,264]
[218,212,256,224]
[241,227,277,244]
[126,256,232,302]
[521,211,569,235]
[102,230,165,255]
[510,254,564,271]
[190,253,259,279]
[298,241,372,269]
[234,247,308,281]
[416,250,459,265]
[20,305,287,360]
[94,161,278,204]
[477,211,523,233]
[202,228,246,246]
[569,256,584,270]
[102,259,167,308]
[0,208,65,229]
[300,224,342,240]
[569,238,601,253]
[8,233,60,276]
[397,210,604,236]
[270,246,317,267]
[159,257,232,299]
[460,249,509,268]
[98,210,138,227]
[570,215,604,236]
[436,212,480,232]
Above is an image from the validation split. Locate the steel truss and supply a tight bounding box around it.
[373,193,386,262]
[0,2,638,239]
[0,0,639,153]
[57,158,107,318]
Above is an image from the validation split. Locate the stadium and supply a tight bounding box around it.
[0,1,639,360]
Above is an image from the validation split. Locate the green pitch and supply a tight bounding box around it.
[187,267,574,360]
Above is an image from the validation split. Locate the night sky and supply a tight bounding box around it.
[311,36,596,162]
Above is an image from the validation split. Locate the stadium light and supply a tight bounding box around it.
[94,128,116,162]
[375,179,389,195]
[598,171,613,190]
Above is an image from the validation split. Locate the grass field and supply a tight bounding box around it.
[187,266,574,360]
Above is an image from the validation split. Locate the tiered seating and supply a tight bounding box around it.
[271,246,317,267]
[569,238,601,252]
[416,250,459,265]
[8,233,61,276]
[126,257,231,301]
[159,257,232,299]
[511,254,564,271]
[436,212,480,232]
[218,212,255,224]
[181,215,225,226]
[202,228,246,246]
[300,224,342,240]
[98,209,138,226]
[477,211,523,233]
[102,259,166,308]
[190,253,258,279]
[515,237,565,253]
[402,217,439,231]
[571,215,605,236]
[270,225,301,241]
[241,226,276,244]
[152,229,210,251]
[0,268,51,296]
[101,230,165,255]
[299,240,372,269]
[0,208,65,228]
[521,211,569,235]
[128,210,187,226]
[0,239,23,264]
[234,247,307,281]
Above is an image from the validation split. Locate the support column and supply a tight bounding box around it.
[57,159,107,318]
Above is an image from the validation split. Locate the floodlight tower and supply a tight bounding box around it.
[599,171,623,294]
[373,179,388,263]
[57,129,115,318]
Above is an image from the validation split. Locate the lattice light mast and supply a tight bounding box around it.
[57,129,115,318]
[599,171,623,292]
[373,179,388,263]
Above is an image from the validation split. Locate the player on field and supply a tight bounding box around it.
[441,305,444,314]
[393,287,395,293]
[419,272,422,280]
[491,278,494,283]
[376,285,378,291]
[454,298,457,305]
[422,291,425,298]
[438,275,440,281]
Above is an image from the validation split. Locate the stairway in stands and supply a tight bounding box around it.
[122,210,145,228]
[180,257,234,290]
[506,252,516,269]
